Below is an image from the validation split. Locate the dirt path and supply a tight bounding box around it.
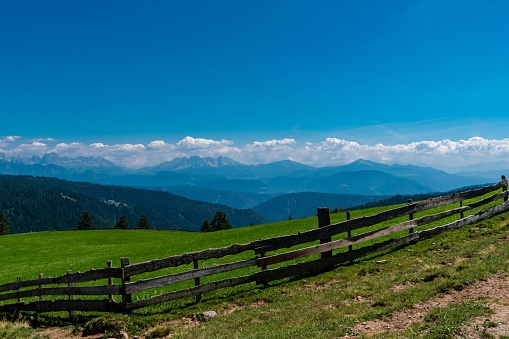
[351,276,509,338]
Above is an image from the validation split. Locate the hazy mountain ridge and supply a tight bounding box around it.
[153,186,279,209]
[0,153,490,193]
[146,156,242,173]
[0,154,498,210]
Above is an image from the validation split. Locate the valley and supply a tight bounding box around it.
[0,154,505,233]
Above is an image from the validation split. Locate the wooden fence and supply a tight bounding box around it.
[1,176,508,314]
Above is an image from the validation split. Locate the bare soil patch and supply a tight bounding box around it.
[352,276,509,337]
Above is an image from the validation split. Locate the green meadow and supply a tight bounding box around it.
[1,191,509,338]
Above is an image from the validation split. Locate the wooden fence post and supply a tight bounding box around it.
[107,261,113,302]
[68,270,74,317]
[16,277,21,303]
[39,273,44,301]
[408,200,414,234]
[346,211,354,264]
[121,257,131,312]
[260,252,269,288]
[503,175,507,202]
[460,200,464,219]
[346,211,352,252]
[318,208,332,258]
[194,259,201,302]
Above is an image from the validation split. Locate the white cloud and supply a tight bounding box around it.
[115,144,146,152]
[1,135,509,171]
[248,138,296,148]
[11,141,50,156]
[32,138,55,142]
[90,143,105,148]
[147,140,169,149]
[3,136,21,143]
[242,138,298,163]
[176,136,233,149]
[0,136,21,151]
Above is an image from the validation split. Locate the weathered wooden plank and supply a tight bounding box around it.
[421,200,509,238]
[255,198,509,285]
[255,224,452,285]
[255,231,423,285]
[257,219,418,267]
[257,205,470,267]
[125,243,255,277]
[125,258,257,294]
[0,285,121,302]
[0,267,122,293]
[254,183,501,255]
[254,204,418,254]
[413,182,502,213]
[126,275,256,310]
[467,191,509,209]
[0,299,121,313]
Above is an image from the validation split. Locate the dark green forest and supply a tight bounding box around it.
[0,175,267,234]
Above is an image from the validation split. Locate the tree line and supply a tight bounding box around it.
[0,209,153,235]
[78,211,151,230]
[1,208,234,235]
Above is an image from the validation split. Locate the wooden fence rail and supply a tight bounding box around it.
[1,176,507,314]
[0,261,123,313]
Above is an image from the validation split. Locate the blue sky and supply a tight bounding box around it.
[1,1,509,170]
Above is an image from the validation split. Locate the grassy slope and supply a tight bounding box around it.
[1,195,509,338]
[0,205,394,284]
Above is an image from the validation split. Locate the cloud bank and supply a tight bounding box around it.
[1,135,509,171]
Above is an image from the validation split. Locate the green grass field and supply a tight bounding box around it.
[1,190,509,338]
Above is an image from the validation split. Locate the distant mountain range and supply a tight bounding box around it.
[0,154,505,224]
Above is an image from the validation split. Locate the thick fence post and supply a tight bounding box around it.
[460,200,464,219]
[68,270,74,317]
[318,207,332,258]
[39,273,44,301]
[107,261,114,302]
[260,252,269,288]
[121,257,131,312]
[503,175,507,202]
[194,259,202,303]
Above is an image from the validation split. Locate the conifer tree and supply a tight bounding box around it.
[114,214,129,229]
[200,219,212,232]
[136,214,150,229]
[0,210,11,235]
[210,211,232,231]
[78,211,95,230]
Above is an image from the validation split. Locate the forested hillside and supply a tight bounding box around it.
[0,175,267,234]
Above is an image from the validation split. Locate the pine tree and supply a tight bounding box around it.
[114,214,129,229]
[136,214,150,229]
[0,210,11,235]
[200,219,212,232]
[210,211,232,231]
[78,211,95,230]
